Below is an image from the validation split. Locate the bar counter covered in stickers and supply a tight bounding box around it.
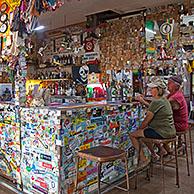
[20,101,143,194]
[0,99,144,194]
[0,102,22,187]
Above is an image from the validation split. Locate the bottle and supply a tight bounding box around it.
[55,82,58,95]
[111,85,117,102]
[67,55,71,65]
[70,55,73,65]
[122,85,128,102]
[51,83,55,95]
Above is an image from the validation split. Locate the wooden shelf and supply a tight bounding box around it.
[27,79,69,81]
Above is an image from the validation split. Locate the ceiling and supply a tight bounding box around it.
[38,0,183,31]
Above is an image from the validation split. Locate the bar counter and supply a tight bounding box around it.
[0,102,21,186]
[0,101,143,194]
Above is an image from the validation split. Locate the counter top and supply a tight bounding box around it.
[49,101,139,110]
[0,101,15,105]
[0,101,140,110]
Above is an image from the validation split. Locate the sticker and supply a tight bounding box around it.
[42,162,52,169]
[55,139,62,146]
[40,154,52,162]
[32,184,48,194]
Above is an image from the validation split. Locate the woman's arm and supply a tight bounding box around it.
[139,111,154,130]
[135,95,150,107]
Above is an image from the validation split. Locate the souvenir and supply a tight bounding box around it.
[0,2,8,12]
[0,13,8,22]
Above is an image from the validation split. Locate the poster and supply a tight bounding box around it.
[72,64,100,85]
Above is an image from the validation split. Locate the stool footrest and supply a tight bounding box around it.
[101,180,129,192]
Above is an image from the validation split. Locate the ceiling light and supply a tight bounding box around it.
[34,25,45,31]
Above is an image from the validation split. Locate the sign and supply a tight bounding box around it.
[82,52,100,64]
[84,37,95,52]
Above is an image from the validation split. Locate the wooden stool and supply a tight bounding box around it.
[75,146,130,194]
[176,130,190,176]
[139,136,179,188]
[188,119,194,164]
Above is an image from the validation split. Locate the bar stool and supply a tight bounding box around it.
[75,146,130,194]
[176,130,190,176]
[139,136,179,188]
[188,119,194,164]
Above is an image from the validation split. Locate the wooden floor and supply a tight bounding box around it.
[0,129,194,194]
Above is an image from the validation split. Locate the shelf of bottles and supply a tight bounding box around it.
[26,79,75,96]
[29,78,69,82]
[34,69,72,80]
[52,54,76,66]
[26,66,75,96]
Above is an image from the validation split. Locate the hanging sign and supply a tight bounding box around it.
[84,37,95,52]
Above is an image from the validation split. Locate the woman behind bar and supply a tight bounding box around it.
[129,79,176,163]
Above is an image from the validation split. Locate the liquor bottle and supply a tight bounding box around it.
[122,85,128,102]
[55,82,59,95]
[51,83,55,95]
[64,56,67,66]
[70,55,73,65]
[60,81,65,95]
[111,83,117,102]
[67,55,71,65]
[72,56,76,65]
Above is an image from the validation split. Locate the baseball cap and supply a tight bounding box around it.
[147,79,166,89]
[168,75,183,86]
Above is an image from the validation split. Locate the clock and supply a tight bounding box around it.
[159,22,172,35]
[0,13,8,22]
[0,23,8,33]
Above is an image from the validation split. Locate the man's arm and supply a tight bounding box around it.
[169,99,180,110]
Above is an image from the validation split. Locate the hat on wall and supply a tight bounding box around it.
[168,75,183,86]
[147,79,166,89]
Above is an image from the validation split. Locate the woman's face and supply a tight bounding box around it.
[150,87,158,97]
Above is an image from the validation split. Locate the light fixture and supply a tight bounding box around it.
[145,28,156,34]
[34,25,45,31]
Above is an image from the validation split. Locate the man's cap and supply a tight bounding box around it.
[168,75,183,86]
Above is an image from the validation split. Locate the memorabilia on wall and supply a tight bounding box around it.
[72,64,100,85]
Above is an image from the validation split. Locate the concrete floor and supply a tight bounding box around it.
[0,130,194,194]
[108,129,194,194]
[0,186,15,194]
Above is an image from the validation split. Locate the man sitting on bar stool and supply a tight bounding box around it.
[167,75,188,148]
[130,79,176,163]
